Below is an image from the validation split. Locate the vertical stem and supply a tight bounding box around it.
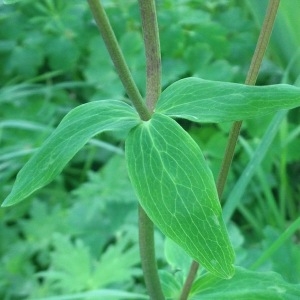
[179,1,281,299]
[139,206,165,300]
[87,0,151,121]
[139,0,162,112]
[138,1,164,299]
[87,1,162,297]
[217,0,281,198]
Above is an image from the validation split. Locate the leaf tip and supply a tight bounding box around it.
[224,264,235,279]
[1,196,16,207]
[205,249,235,279]
[208,261,235,280]
[1,190,24,207]
[1,201,11,208]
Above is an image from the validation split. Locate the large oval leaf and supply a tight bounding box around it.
[2,100,139,207]
[126,113,235,279]
[156,77,300,123]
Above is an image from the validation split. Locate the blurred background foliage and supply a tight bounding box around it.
[0,0,299,299]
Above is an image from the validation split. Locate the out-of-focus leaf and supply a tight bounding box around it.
[246,0,300,82]
[159,270,182,299]
[41,233,140,293]
[33,289,148,300]
[91,234,140,288]
[164,237,192,279]
[2,0,23,5]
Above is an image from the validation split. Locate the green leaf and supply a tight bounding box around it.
[2,0,22,4]
[91,233,140,288]
[2,100,139,207]
[46,234,92,293]
[159,270,182,299]
[42,233,139,293]
[126,113,235,279]
[164,237,192,279]
[34,290,148,300]
[191,266,300,300]
[156,77,300,123]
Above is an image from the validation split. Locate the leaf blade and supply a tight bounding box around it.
[156,77,300,123]
[192,266,300,300]
[2,100,139,207]
[126,113,235,279]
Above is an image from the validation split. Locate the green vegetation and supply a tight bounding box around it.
[1,0,300,299]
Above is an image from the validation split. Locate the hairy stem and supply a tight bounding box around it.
[87,0,151,121]
[180,1,281,298]
[138,1,164,299]
[139,0,162,112]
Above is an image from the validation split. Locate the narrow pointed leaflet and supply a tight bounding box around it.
[2,100,139,207]
[126,113,235,279]
[156,77,300,123]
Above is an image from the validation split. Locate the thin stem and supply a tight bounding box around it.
[138,1,164,299]
[245,0,281,86]
[87,0,151,121]
[138,0,162,112]
[216,120,242,198]
[217,0,281,198]
[139,206,165,300]
[179,261,199,300]
[180,1,280,298]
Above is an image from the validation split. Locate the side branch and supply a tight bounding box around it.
[87,0,151,121]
